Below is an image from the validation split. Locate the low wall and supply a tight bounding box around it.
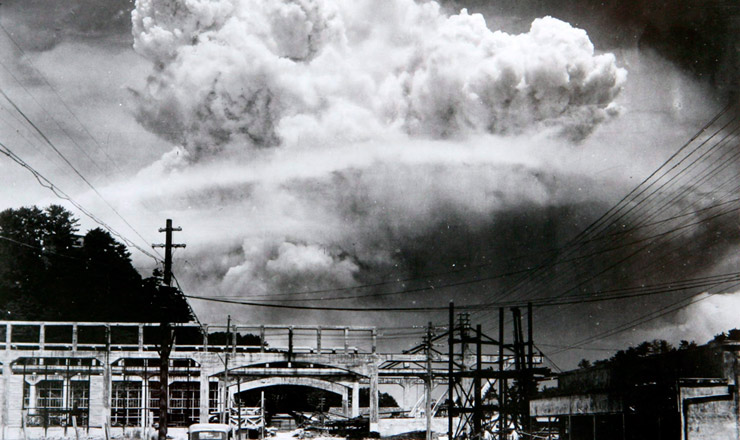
[378,417,449,437]
[1,426,189,440]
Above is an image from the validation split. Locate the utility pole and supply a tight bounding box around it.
[425,322,433,440]
[222,315,231,424]
[448,302,454,440]
[153,219,185,440]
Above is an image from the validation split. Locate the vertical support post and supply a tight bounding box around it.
[527,303,533,369]
[199,373,210,423]
[499,307,506,440]
[593,414,597,440]
[511,308,522,372]
[568,415,572,440]
[344,327,349,354]
[203,325,209,352]
[260,391,265,440]
[352,382,360,418]
[425,322,433,440]
[153,218,184,440]
[38,324,45,351]
[232,325,237,356]
[342,388,349,418]
[1,355,11,440]
[2,328,8,440]
[448,302,454,440]
[369,367,379,433]
[237,377,242,440]
[138,325,144,352]
[104,325,112,437]
[316,327,322,354]
[63,359,70,428]
[222,316,231,424]
[159,323,172,438]
[288,327,294,364]
[371,328,377,354]
[142,374,149,435]
[473,324,482,437]
[622,413,626,440]
[72,324,78,351]
[527,302,534,437]
[260,326,265,353]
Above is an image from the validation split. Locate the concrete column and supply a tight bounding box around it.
[260,326,265,353]
[344,328,349,354]
[1,360,9,440]
[89,374,104,427]
[138,325,144,352]
[72,325,78,351]
[38,325,44,351]
[24,376,41,411]
[316,328,322,354]
[6,374,25,428]
[400,379,413,411]
[142,379,149,430]
[203,325,209,352]
[62,379,69,418]
[342,387,349,418]
[352,382,360,418]
[369,367,379,433]
[218,379,225,414]
[199,374,210,423]
[102,354,111,430]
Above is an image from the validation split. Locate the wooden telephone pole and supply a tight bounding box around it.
[153,219,185,440]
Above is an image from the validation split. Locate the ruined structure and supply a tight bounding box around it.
[0,321,384,439]
[530,341,740,440]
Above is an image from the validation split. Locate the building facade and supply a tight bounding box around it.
[530,342,740,440]
[0,321,382,440]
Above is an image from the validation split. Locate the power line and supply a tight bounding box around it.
[0,90,161,260]
[0,234,82,260]
[184,270,740,312]
[545,277,740,358]
[0,141,161,261]
[0,59,105,173]
[471,107,740,327]
[0,21,125,174]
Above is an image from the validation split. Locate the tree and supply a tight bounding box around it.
[0,205,78,319]
[359,388,399,407]
[610,339,675,363]
[577,359,592,369]
[0,205,192,322]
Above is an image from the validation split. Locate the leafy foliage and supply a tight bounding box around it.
[579,338,700,369]
[710,329,740,344]
[610,339,676,363]
[359,388,399,407]
[0,205,192,322]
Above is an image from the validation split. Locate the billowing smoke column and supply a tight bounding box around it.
[128,0,643,327]
[132,0,626,156]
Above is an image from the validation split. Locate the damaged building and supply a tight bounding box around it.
[530,340,740,440]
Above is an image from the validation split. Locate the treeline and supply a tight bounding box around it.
[0,205,191,322]
[577,329,740,369]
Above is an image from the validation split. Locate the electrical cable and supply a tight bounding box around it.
[0,141,161,261]
[0,91,161,261]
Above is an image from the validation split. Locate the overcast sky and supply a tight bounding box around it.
[0,0,737,369]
